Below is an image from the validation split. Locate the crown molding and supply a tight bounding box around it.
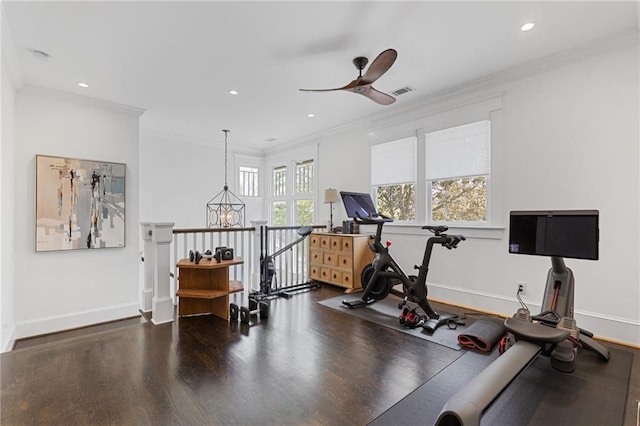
[1,5,24,89]
[140,127,263,157]
[19,85,145,117]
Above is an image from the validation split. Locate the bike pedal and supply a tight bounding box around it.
[404,310,423,328]
[399,307,410,325]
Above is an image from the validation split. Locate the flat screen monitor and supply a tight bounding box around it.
[340,191,378,219]
[508,210,599,260]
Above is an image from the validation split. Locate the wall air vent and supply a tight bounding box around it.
[390,86,415,96]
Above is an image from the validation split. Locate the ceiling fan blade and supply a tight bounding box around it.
[363,87,396,105]
[360,49,397,85]
[299,79,359,93]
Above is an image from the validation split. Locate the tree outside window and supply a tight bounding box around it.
[376,183,415,221]
[431,176,487,222]
[271,201,287,226]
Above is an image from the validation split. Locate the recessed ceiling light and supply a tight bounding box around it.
[520,22,535,32]
[307,113,315,118]
[229,90,238,95]
[77,82,89,88]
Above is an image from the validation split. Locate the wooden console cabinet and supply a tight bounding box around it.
[176,257,244,319]
[309,233,374,293]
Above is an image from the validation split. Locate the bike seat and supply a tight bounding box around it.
[505,317,570,344]
[422,225,448,234]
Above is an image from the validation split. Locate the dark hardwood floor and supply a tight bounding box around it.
[2,285,639,425]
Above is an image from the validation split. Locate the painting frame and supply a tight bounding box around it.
[35,154,126,252]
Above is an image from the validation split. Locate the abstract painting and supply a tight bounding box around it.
[35,155,126,251]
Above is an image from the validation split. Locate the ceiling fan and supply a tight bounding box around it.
[299,48,398,105]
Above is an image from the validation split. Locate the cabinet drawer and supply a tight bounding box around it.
[338,254,353,270]
[330,269,342,283]
[319,235,331,250]
[309,234,321,248]
[323,252,338,266]
[309,249,323,264]
[309,265,321,280]
[320,267,332,281]
[340,237,353,252]
[341,271,355,288]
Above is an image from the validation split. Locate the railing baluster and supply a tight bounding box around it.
[165,224,324,298]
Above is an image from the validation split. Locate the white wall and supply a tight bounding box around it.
[1,60,17,351]
[12,87,143,338]
[139,129,264,228]
[310,45,639,344]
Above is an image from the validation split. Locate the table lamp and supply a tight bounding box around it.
[324,188,339,231]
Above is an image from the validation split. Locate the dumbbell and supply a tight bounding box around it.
[230,298,270,324]
[188,249,220,264]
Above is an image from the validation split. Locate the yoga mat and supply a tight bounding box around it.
[318,295,481,351]
[457,318,506,352]
[370,346,633,426]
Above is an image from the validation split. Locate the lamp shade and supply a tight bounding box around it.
[324,188,339,204]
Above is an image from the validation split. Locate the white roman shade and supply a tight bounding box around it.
[371,136,417,185]
[426,120,490,180]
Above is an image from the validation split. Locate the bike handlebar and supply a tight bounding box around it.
[444,234,466,249]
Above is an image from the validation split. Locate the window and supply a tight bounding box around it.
[269,158,315,226]
[371,137,416,221]
[271,201,287,226]
[272,166,287,197]
[295,160,314,193]
[425,120,490,223]
[294,160,314,226]
[238,166,259,197]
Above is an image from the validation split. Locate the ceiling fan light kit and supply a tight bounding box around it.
[299,48,398,105]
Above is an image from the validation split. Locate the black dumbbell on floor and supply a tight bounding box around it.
[230,298,270,324]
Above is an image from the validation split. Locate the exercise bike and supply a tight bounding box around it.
[342,212,465,333]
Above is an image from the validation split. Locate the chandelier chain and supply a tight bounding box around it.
[223,129,230,187]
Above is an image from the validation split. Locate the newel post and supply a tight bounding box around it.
[150,222,175,325]
[140,222,154,312]
[250,220,268,292]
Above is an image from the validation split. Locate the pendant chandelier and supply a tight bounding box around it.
[206,129,245,228]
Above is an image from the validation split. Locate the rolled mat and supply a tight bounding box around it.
[457,318,506,352]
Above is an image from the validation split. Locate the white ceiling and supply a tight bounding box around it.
[3,1,638,151]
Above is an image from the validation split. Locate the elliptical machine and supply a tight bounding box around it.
[341,207,465,333]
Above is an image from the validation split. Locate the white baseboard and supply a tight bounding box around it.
[14,302,141,341]
[1,325,16,353]
[428,283,640,346]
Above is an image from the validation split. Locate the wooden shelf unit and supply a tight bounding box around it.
[176,257,244,319]
[308,233,374,293]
